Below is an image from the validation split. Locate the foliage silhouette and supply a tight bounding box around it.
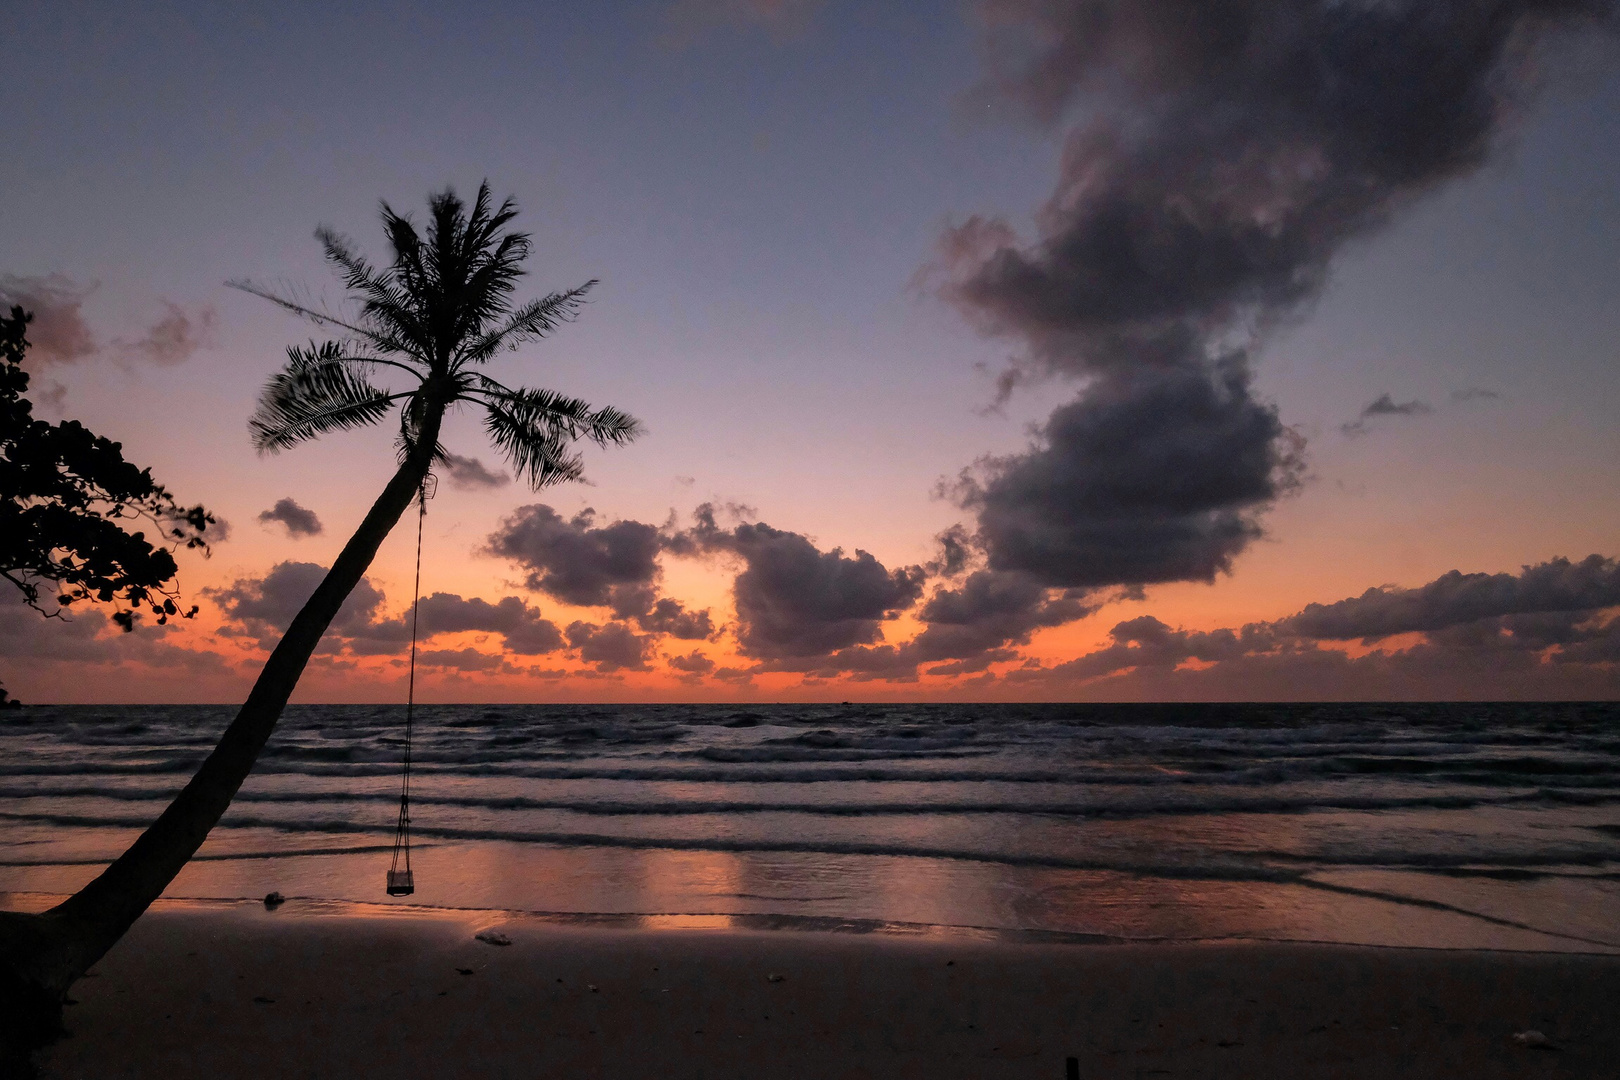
[0,306,215,707]
[0,184,639,1068]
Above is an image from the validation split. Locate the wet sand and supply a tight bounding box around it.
[34,901,1620,1079]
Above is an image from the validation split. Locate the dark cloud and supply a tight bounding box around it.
[116,301,216,366]
[956,0,1615,378]
[352,592,566,656]
[208,561,386,649]
[566,620,654,671]
[1282,555,1620,641]
[0,274,96,366]
[666,648,717,683]
[911,568,1093,660]
[666,649,716,675]
[1451,387,1502,403]
[955,363,1304,588]
[486,505,664,619]
[638,597,718,640]
[209,563,565,659]
[934,0,1614,595]
[1001,555,1620,698]
[441,453,510,491]
[682,505,925,660]
[257,497,324,538]
[1341,392,1434,436]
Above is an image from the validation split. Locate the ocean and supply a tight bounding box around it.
[3,702,1617,950]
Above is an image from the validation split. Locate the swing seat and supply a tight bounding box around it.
[386,869,415,896]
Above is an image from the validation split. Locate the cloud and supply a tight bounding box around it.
[116,301,216,366]
[0,274,96,366]
[932,0,1614,596]
[567,620,654,671]
[954,363,1304,588]
[211,563,568,662]
[208,561,386,649]
[484,504,718,639]
[0,595,233,678]
[681,505,925,660]
[912,568,1093,659]
[1341,392,1435,436]
[485,505,664,619]
[352,592,567,657]
[666,649,716,679]
[1004,555,1620,698]
[1282,555,1620,641]
[639,597,718,640]
[0,275,216,372]
[441,453,510,491]
[257,498,324,538]
[1451,387,1502,403]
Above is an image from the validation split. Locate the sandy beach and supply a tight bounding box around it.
[26,899,1620,1079]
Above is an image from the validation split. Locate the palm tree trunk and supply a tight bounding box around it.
[0,408,442,1065]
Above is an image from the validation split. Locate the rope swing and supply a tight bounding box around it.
[387,473,435,897]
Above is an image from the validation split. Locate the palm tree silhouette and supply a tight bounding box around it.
[0,183,640,1056]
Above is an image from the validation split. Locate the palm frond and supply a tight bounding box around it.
[475,379,642,446]
[482,402,585,489]
[226,279,422,363]
[455,281,597,367]
[249,341,409,453]
[315,226,433,361]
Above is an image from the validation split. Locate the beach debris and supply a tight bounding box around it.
[262,891,286,909]
[474,929,512,946]
[456,967,475,976]
[766,972,787,983]
[253,996,275,1004]
[1513,1030,1558,1050]
[588,984,599,992]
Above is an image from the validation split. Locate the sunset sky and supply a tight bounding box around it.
[4,0,1619,702]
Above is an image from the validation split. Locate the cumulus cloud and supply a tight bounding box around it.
[567,620,654,671]
[639,597,718,640]
[0,274,96,366]
[116,301,216,366]
[208,561,386,650]
[349,592,567,657]
[486,505,665,619]
[257,498,324,538]
[1008,555,1620,698]
[209,564,565,660]
[0,593,227,673]
[954,362,1304,589]
[441,453,510,491]
[483,504,719,641]
[667,649,716,680]
[680,504,925,660]
[1341,393,1434,437]
[933,0,1615,602]
[1282,555,1620,641]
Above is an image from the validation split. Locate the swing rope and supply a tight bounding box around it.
[387,476,431,896]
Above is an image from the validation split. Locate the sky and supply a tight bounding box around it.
[3,0,1619,703]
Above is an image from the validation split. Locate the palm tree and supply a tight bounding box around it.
[0,183,640,1060]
